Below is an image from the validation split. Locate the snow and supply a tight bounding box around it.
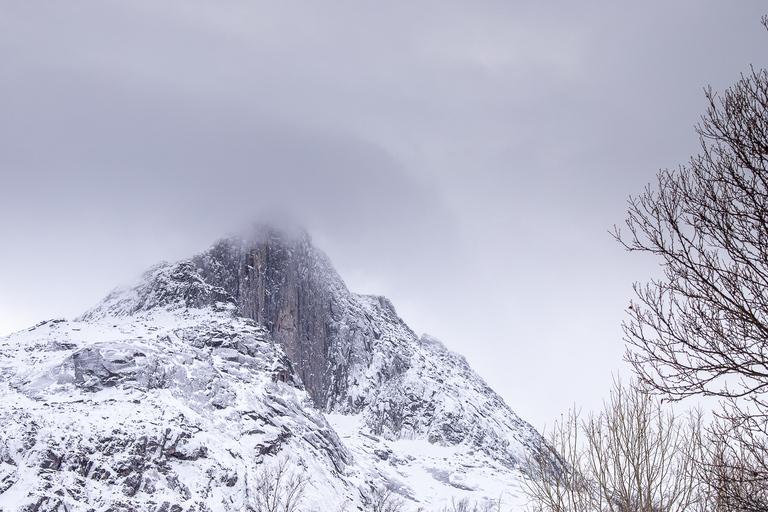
[0,239,550,511]
[326,412,528,510]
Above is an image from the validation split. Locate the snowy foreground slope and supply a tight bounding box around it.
[0,228,551,511]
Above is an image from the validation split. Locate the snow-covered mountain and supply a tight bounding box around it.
[0,227,552,511]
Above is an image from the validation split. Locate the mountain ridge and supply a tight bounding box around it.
[0,227,551,511]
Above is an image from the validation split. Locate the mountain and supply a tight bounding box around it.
[0,227,552,512]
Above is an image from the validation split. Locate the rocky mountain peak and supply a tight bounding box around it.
[0,226,558,511]
[190,226,358,409]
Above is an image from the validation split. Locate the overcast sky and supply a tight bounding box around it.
[1,1,766,430]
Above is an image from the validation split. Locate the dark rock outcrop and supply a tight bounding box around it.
[191,226,410,411]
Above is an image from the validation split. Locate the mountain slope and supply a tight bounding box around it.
[0,228,550,511]
[188,228,544,467]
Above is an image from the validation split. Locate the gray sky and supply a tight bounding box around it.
[1,1,766,430]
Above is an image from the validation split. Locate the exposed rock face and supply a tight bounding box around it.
[79,260,235,320]
[1,282,353,511]
[0,226,557,511]
[187,228,546,468]
[190,227,414,414]
[191,228,356,410]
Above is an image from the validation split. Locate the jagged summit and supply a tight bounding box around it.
[192,227,368,410]
[195,229,422,417]
[0,226,552,511]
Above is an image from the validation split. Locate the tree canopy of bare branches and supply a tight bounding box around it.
[615,63,768,416]
[247,457,308,512]
[614,17,768,511]
[523,380,707,512]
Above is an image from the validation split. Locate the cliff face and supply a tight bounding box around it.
[190,227,410,413]
[185,228,546,468]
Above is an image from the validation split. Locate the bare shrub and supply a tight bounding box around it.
[437,496,506,512]
[698,416,768,512]
[246,456,307,512]
[362,484,407,512]
[523,380,708,512]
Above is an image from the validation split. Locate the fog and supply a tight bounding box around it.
[1,1,766,429]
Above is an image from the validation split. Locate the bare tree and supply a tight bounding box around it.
[613,17,768,509]
[522,380,708,512]
[524,406,598,512]
[362,484,407,512]
[247,456,308,512]
[436,496,507,512]
[698,416,768,512]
